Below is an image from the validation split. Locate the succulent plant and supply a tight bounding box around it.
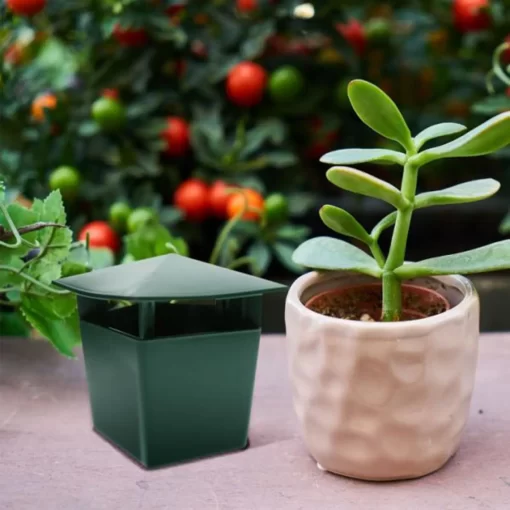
[294,79,510,321]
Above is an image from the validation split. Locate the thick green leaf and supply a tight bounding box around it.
[276,224,311,242]
[413,123,467,150]
[371,211,397,240]
[415,179,500,209]
[472,95,510,116]
[348,80,413,151]
[500,209,510,235]
[20,296,80,358]
[319,205,371,243]
[414,112,510,165]
[320,148,406,166]
[248,241,271,276]
[395,241,510,279]
[327,167,406,209]
[292,237,382,278]
[273,242,305,274]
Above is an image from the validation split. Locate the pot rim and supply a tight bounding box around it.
[287,271,478,333]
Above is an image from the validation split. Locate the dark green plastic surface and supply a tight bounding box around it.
[55,253,285,301]
[57,256,286,469]
[78,299,264,468]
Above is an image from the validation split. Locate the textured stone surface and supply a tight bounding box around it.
[1,333,510,509]
[286,272,480,480]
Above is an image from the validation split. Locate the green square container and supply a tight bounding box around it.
[56,254,285,469]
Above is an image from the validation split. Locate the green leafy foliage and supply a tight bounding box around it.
[320,148,406,166]
[347,80,413,151]
[294,79,510,321]
[326,167,406,209]
[293,237,382,278]
[414,179,500,208]
[414,113,510,164]
[413,123,467,150]
[125,223,189,261]
[319,205,371,244]
[0,188,79,356]
[395,241,510,279]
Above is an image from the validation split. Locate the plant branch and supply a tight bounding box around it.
[0,222,66,242]
[0,203,22,248]
[382,157,419,321]
[227,256,255,271]
[0,265,70,295]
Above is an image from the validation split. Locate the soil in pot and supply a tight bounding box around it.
[305,283,450,321]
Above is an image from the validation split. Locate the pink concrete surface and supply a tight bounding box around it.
[1,334,510,510]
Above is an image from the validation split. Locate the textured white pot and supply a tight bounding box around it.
[285,271,480,481]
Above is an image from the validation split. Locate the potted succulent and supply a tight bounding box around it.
[285,79,510,481]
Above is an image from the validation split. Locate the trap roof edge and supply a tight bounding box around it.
[54,253,287,302]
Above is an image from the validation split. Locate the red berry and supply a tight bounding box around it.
[113,24,148,47]
[4,43,24,65]
[101,88,119,100]
[166,3,185,16]
[161,117,190,157]
[6,0,45,16]
[79,221,120,252]
[336,19,366,55]
[174,178,210,222]
[226,61,268,107]
[236,0,257,12]
[208,181,231,218]
[453,0,491,33]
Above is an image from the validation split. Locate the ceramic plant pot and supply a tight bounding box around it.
[285,271,479,481]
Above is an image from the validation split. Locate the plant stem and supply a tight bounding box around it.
[227,256,255,271]
[369,241,385,267]
[0,265,70,295]
[382,159,418,321]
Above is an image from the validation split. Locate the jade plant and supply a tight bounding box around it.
[294,79,510,321]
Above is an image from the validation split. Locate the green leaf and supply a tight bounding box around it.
[240,119,287,158]
[61,261,90,278]
[371,211,397,240]
[241,20,275,59]
[20,296,80,358]
[262,151,298,168]
[395,241,510,279]
[78,121,101,137]
[348,80,413,151]
[248,241,271,276]
[0,310,30,337]
[292,237,382,277]
[326,167,406,209]
[0,256,24,287]
[273,242,305,274]
[319,205,371,243]
[276,224,311,242]
[413,123,467,150]
[0,203,38,243]
[472,95,510,116]
[320,148,406,166]
[415,179,500,209]
[0,203,38,258]
[88,248,115,270]
[500,209,510,235]
[414,112,510,165]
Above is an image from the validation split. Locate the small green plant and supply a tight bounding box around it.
[0,183,86,356]
[294,79,510,321]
